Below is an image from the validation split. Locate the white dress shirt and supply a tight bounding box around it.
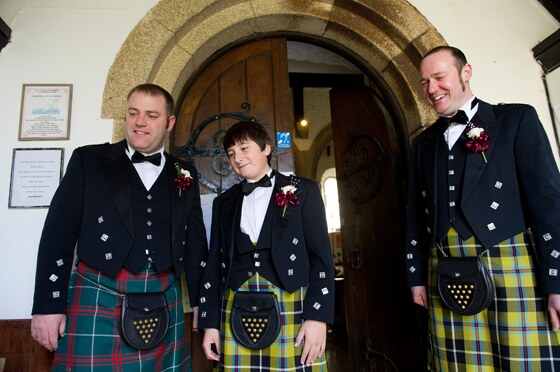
[126,144,166,190]
[240,169,275,243]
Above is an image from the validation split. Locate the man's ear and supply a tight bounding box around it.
[166,115,176,132]
[462,63,472,82]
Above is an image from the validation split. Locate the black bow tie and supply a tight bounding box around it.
[443,110,469,125]
[241,173,273,196]
[131,151,162,166]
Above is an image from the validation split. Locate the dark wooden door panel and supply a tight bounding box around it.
[330,84,424,371]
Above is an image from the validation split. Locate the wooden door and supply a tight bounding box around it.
[330,84,425,371]
[173,38,293,194]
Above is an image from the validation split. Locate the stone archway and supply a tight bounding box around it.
[100,0,444,142]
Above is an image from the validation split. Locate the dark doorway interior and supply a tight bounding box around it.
[288,40,425,370]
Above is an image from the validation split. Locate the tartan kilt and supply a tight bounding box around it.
[217,273,328,371]
[427,227,560,371]
[52,261,191,372]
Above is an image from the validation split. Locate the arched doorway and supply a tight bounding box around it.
[173,37,425,371]
[101,0,442,141]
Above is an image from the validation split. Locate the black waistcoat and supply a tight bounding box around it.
[436,132,475,240]
[124,162,172,272]
[228,199,282,290]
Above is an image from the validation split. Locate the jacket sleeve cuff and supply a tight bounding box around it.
[31,299,67,315]
[539,278,560,294]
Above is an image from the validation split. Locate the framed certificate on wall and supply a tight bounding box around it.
[18,84,73,140]
[8,148,64,208]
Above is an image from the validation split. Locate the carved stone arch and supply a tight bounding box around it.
[100,0,445,142]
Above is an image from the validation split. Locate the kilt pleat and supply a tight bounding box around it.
[428,227,560,371]
[52,261,191,372]
[217,273,328,371]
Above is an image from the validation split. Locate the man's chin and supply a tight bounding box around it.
[435,107,454,117]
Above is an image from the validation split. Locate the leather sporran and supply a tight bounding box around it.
[437,256,495,316]
[230,291,281,349]
[121,292,169,350]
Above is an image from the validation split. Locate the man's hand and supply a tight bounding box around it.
[548,294,560,331]
[202,328,221,361]
[30,314,66,352]
[295,320,327,366]
[411,286,428,309]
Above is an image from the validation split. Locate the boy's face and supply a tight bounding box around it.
[226,138,271,181]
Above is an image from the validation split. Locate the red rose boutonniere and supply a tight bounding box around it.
[275,184,299,218]
[174,163,192,197]
[465,124,489,163]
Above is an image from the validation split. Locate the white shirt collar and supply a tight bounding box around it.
[443,96,479,149]
[443,96,479,123]
[246,168,274,183]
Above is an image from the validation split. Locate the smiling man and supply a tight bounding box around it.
[405,46,560,370]
[30,84,208,371]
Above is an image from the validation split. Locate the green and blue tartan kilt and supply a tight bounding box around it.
[52,261,191,372]
[217,273,328,371]
[427,227,560,371]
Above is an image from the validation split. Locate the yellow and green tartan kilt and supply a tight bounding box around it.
[217,273,328,371]
[427,227,560,371]
[52,261,190,372]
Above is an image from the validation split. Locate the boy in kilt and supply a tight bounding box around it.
[30,83,208,371]
[405,46,560,370]
[198,121,335,371]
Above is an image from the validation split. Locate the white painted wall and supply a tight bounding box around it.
[0,0,558,319]
[0,0,158,319]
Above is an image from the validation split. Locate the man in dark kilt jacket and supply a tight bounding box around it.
[405,46,560,371]
[198,121,334,371]
[30,83,208,371]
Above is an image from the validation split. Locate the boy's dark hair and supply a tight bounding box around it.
[127,83,175,119]
[423,46,468,75]
[223,121,272,164]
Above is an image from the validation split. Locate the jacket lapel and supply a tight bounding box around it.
[463,101,501,199]
[422,121,445,206]
[221,185,244,267]
[166,155,186,246]
[271,172,292,251]
[105,140,134,237]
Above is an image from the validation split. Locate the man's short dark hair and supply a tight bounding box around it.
[223,121,272,164]
[127,83,174,119]
[423,46,468,75]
